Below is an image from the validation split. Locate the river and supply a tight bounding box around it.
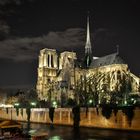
[21,122,140,140]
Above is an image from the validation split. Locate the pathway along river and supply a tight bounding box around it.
[21,122,140,140]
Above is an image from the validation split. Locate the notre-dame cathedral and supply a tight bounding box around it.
[36,16,140,105]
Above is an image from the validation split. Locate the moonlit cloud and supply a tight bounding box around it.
[0,27,111,62]
[0,20,10,40]
[42,28,85,48]
[0,28,85,61]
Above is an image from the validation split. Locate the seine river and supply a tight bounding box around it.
[21,122,140,140]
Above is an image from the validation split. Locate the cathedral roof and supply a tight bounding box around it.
[90,53,125,68]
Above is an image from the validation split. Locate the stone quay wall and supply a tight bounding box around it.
[0,107,140,131]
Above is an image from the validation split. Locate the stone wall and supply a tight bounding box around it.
[0,107,140,131]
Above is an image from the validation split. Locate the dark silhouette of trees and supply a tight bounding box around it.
[72,105,80,130]
[49,107,55,128]
[26,105,31,131]
[20,108,23,116]
[101,104,112,119]
[122,106,135,127]
[67,98,76,107]
[16,107,19,116]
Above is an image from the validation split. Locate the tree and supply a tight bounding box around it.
[6,96,18,105]
[122,106,135,127]
[101,104,112,119]
[74,68,135,107]
[66,98,76,107]
[26,88,38,102]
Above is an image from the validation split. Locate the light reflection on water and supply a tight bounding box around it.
[48,136,63,140]
[87,139,102,140]
[21,122,140,140]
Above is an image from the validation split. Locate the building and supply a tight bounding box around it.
[36,16,140,105]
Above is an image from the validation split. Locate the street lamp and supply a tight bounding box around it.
[30,102,37,107]
[14,103,20,107]
[124,100,127,105]
[14,102,20,117]
[89,99,93,104]
[52,101,57,108]
[88,99,93,107]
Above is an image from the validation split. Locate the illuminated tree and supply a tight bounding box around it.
[6,96,18,105]
[26,88,38,102]
[75,69,133,107]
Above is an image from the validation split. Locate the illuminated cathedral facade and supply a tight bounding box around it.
[36,16,140,105]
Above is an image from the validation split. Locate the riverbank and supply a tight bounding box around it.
[0,107,140,131]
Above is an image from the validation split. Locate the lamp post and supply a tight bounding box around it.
[26,102,36,128]
[14,102,20,118]
[26,103,31,132]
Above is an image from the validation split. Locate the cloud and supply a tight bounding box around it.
[0,0,36,40]
[42,28,85,48]
[0,0,35,5]
[0,20,10,40]
[0,28,85,62]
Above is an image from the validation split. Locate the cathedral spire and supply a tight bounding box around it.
[85,12,92,56]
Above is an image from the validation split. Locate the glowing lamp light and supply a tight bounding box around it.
[52,101,57,108]
[0,104,13,108]
[14,103,19,107]
[124,100,127,105]
[89,99,93,104]
[116,101,118,104]
[30,102,36,106]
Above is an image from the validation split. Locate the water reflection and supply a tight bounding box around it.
[48,136,63,140]
[21,122,140,140]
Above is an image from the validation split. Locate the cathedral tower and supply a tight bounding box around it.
[36,48,58,100]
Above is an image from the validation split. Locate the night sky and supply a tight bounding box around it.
[0,0,140,90]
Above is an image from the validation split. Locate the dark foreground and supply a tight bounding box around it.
[21,122,140,140]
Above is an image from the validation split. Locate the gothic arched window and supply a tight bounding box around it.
[51,54,54,67]
[48,54,50,67]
